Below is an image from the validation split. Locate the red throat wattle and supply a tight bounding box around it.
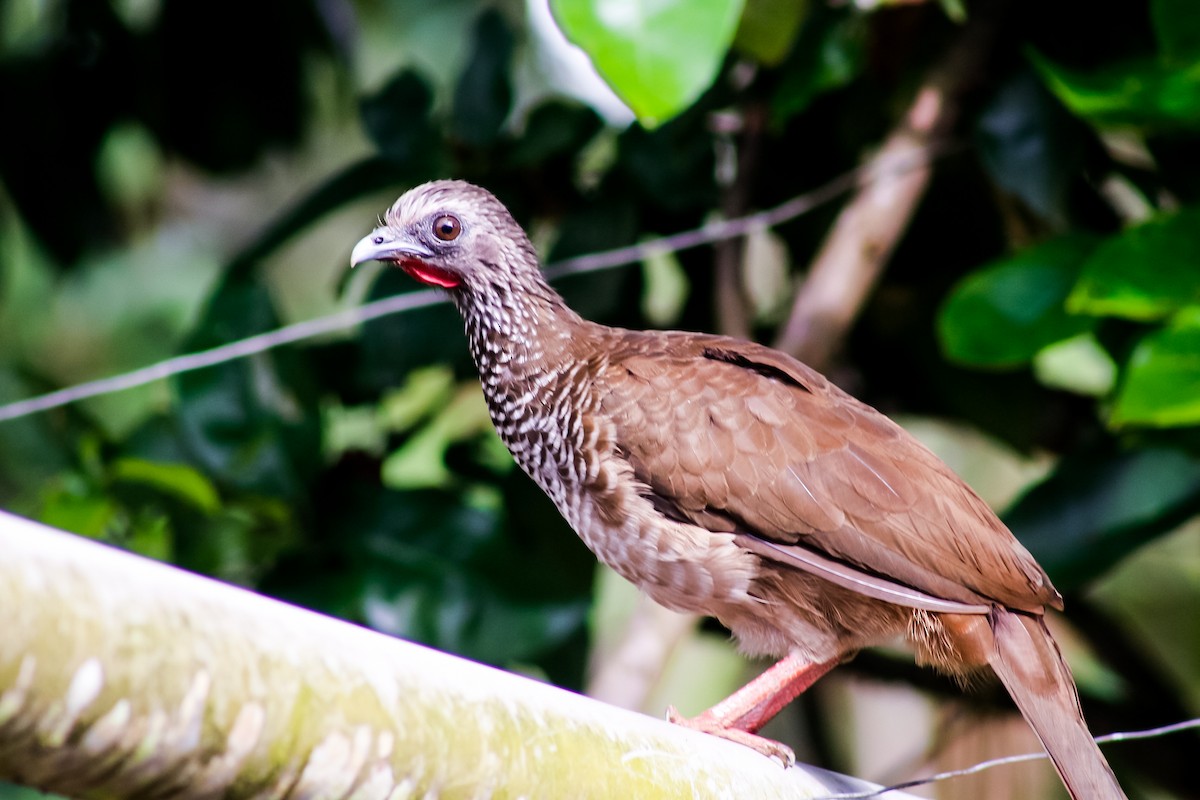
[399,259,461,289]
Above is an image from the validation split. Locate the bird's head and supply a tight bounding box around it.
[350,180,541,293]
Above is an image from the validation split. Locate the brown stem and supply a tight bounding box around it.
[584,595,697,711]
[772,2,1005,370]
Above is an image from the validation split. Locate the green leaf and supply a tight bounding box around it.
[615,123,718,214]
[452,9,515,147]
[1111,317,1200,426]
[123,512,173,562]
[267,472,595,669]
[771,9,865,122]
[550,0,745,128]
[1032,333,1117,397]
[381,385,494,489]
[109,458,221,514]
[734,0,808,66]
[0,370,69,497]
[1067,207,1200,320]
[505,103,604,169]
[1152,0,1200,64]
[938,235,1099,367]
[356,269,471,394]
[1031,50,1200,129]
[38,476,118,539]
[1006,448,1200,592]
[640,241,690,327]
[936,0,967,23]
[360,71,441,167]
[173,280,321,498]
[976,69,1088,225]
[174,501,294,585]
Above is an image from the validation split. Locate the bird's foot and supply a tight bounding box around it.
[666,706,796,767]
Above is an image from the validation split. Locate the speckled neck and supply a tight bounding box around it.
[453,266,582,401]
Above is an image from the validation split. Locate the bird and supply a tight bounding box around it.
[350,179,1127,800]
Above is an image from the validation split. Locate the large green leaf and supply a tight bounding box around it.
[550,0,744,128]
[1032,51,1200,129]
[1006,448,1200,592]
[1111,315,1200,426]
[938,235,1099,367]
[1067,207,1200,320]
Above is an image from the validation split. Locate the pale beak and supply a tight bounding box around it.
[350,228,434,267]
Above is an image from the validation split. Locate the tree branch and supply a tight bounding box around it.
[773,4,1004,369]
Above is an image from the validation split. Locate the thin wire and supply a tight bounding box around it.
[815,717,1200,799]
[0,290,443,423]
[0,147,938,425]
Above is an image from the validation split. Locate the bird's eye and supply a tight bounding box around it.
[432,215,461,242]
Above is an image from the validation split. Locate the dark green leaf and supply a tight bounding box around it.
[938,235,1099,367]
[452,9,515,148]
[616,121,718,212]
[547,198,643,325]
[1147,135,1200,206]
[0,371,69,499]
[172,280,321,498]
[1111,318,1200,426]
[1068,207,1200,320]
[0,2,130,264]
[550,0,744,127]
[152,0,328,172]
[505,103,604,169]
[355,270,470,395]
[976,69,1089,225]
[771,9,865,122]
[1032,51,1200,129]
[270,466,594,668]
[361,71,442,168]
[1152,0,1200,64]
[1006,448,1200,591]
[172,500,294,585]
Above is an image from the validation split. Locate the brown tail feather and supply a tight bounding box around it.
[989,609,1127,800]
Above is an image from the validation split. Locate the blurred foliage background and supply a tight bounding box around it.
[1,0,1199,797]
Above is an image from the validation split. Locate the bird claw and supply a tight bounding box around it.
[665,705,796,767]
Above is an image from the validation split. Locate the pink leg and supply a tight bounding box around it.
[667,652,839,764]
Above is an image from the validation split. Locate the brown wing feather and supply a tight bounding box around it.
[596,331,1059,613]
